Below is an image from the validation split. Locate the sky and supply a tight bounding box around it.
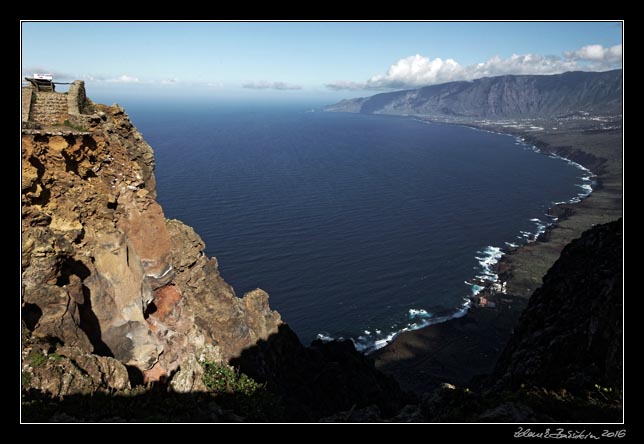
[21,21,623,104]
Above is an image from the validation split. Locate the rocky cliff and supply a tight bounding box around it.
[21,90,405,421]
[326,70,622,118]
[21,101,282,384]
[492,218,623,394]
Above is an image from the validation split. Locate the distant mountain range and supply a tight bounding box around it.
[325,70,622,119]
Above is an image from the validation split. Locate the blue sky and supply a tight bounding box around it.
[21,21,622,104]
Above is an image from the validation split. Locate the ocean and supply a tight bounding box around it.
[126,102,592,351]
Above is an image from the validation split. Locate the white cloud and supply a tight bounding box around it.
[366,55,463,89]
[565,43,622,63]
[467,54,578,79]
[159,78,178,85]
[242,81,302,90]
[74,74,105,82]
[107,74,140,83]
[327,43,622,91]
[325,80,366,91]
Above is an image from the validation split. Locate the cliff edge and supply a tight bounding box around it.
[21,84,405,421]
[22,93,282,381]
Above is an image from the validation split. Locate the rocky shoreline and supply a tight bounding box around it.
[372,115,622,393]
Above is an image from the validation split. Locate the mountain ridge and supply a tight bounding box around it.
[326,69,622,118]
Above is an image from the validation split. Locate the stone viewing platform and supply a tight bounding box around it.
[22,76,94,133]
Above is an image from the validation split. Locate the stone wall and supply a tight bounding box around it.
[67,80,86,116]
[22,85,33,122]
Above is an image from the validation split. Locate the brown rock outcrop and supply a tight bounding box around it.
[116,182,174,289]
[21,96,282,382]
[166,219,282,360]
[22,342,130,398]
[21,105,169,372]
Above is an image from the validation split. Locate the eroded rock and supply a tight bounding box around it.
[23,344,130,398]
[22,104,167,372]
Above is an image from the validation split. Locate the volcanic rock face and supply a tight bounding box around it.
[22,342,131,398]
[231,324,408,420]
[492,218,623,393]
[21,103,282,379]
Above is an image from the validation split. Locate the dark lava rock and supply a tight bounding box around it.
[231,324,410,421]
[492,218,622,394]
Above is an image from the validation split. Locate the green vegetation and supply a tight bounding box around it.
[30,351,47,367]
[63,120,88,132]
[201,361,283,420]
[202,361,263,395]
[52,119,88,132]
[29,351,62,367]
[202,361,237,393]
[593,384,621,404]
[22,371,32,387]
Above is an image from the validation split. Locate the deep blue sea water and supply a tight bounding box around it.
[126,102,592,351]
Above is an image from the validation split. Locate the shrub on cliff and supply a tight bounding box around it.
[201,361,284,421]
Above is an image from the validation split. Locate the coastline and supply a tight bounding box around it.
[371,115,623,393]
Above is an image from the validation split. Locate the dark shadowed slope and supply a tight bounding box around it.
[492,218,623,394]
